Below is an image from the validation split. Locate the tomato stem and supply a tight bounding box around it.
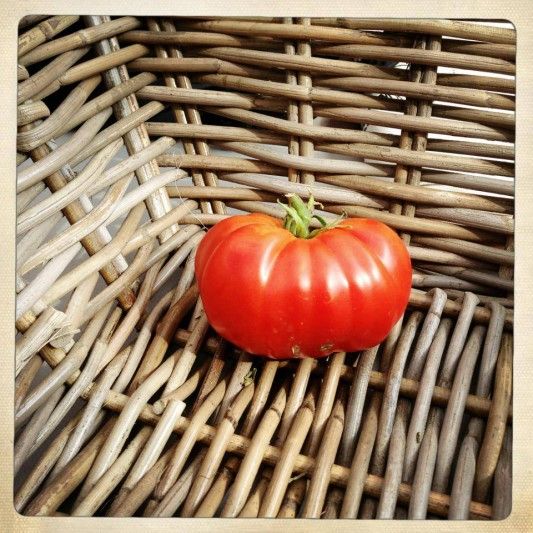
[278,193,346,238]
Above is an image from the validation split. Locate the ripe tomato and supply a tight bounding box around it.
[194,199,411,359]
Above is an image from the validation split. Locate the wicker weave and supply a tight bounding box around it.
[15,15,514,520]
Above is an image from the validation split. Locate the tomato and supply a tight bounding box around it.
[194,196,412,359]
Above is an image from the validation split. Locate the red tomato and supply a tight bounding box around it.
[194,212,412,359]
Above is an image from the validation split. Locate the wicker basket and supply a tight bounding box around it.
[15,15,514,520]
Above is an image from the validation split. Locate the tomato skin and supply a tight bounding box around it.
[195,213,412,359]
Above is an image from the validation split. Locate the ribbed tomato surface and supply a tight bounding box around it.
[195,213,412,359]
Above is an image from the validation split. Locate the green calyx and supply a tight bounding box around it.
[278,193,345,239]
